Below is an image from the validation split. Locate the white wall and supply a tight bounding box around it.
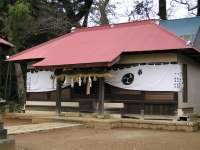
[178,55,200,114]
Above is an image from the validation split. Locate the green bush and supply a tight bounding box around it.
[0,102,23,113]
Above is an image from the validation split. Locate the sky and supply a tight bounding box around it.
[88,0,198,26]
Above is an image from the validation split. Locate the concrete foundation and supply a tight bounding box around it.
[4,113,200,132]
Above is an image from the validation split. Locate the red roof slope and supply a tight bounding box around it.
[8,20,191,68]
[0,38,14,47]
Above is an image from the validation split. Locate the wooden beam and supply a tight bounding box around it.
[56,79,62,114]
[98,77,105,114]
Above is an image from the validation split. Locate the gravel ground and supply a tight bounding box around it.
[14,127,200,150]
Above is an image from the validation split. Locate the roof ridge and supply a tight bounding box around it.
[75,19,155,33]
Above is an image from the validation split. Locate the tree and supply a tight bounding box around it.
[86,0,121,26]
[170,0,200,17]
[1,1,32,105]
[198,0,200,16]
[158,0,167,19]
[0,0,93,106]
[133,0,154,20]
[99,0,110,24]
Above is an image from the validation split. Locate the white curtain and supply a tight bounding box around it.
[105,64,183,91]
[27,71,57,92]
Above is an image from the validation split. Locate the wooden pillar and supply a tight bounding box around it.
[141,91,145,117]
[56,79,62,115]
[98,77,105,114]
[182,64,188,103]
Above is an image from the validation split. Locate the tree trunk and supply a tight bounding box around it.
[197,0,200,16]
[99,0,109,25]
[158,0,167,20]
[82,11,89,27]
[14,63,26,107]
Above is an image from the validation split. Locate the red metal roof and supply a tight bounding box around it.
[8,20,193,68]
[0,38,14,48]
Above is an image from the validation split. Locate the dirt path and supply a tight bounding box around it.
[14,128,200,150]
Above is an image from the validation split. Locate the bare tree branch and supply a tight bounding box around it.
[171,0,200,16]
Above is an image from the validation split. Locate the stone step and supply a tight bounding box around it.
[6,122,82,135]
